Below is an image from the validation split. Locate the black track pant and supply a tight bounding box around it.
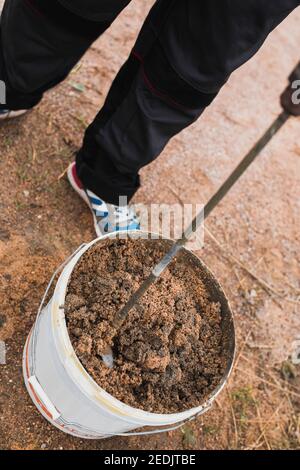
[1,0,299,205]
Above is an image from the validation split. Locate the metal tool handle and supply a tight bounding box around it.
[114,110,289,326]
[114,62,300,327]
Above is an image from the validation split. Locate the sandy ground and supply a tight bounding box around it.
[0,1,300,450]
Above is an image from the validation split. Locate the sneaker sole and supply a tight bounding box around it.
[67,163,102,237]
[0,109,29,121]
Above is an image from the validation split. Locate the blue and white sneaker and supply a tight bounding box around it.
[67,162,140,237]
[0,108,29,121]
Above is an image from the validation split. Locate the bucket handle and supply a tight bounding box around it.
[35,243,88,323]
[97,403,212,437]
[31,243,88,373]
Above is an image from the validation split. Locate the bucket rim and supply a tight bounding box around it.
[51,231,236,424]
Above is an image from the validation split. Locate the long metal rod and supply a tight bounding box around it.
[113,111,290,327]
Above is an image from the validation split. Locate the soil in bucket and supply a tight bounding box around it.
[65,238,228,414]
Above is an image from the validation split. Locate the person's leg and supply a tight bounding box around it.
[0,0,130,111]
[0,0,138,234]
[77,0,300,206]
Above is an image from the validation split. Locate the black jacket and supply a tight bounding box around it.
[58,0,131,21]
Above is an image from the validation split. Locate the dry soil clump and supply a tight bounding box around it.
[65,239,226,413]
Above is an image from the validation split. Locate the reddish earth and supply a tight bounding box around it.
[0,0,299,450]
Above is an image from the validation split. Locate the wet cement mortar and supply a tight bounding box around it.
[65,238,226,414]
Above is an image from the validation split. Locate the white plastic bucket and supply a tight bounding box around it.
[23,232,235,439]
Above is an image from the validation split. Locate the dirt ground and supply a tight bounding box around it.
[0,0,300,450]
